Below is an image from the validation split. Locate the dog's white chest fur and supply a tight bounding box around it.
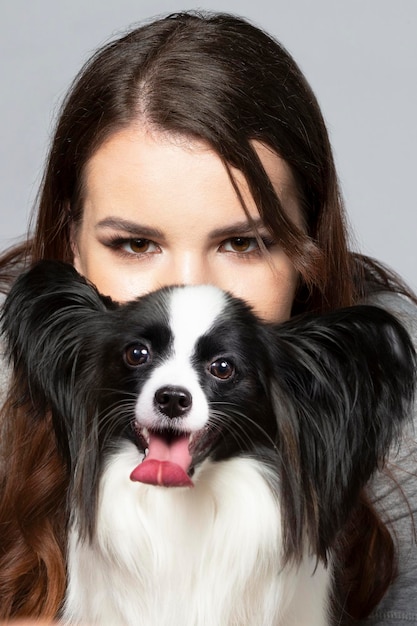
[63,443,330,626]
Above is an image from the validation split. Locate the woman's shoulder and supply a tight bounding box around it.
[0,337,10,404]
[366,290,417,342]
[362,290,417,625]
[0,332,10,469]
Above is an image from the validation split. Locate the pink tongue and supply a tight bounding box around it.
[130,432,193,488]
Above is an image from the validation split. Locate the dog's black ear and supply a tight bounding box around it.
[1,260,113,444]
[2,260,112,386]
[265,305,416,562]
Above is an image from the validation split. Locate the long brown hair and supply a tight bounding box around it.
[0,10,413,620]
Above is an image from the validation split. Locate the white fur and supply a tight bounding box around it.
[63,442,331,626]
[168,285,228,356]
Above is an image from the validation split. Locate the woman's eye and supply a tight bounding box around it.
[121,239,157,254]
[208,359,235,380]
[221,237,257,253]
[124,344,151,367]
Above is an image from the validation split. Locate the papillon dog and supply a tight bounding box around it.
[2,260,415,626]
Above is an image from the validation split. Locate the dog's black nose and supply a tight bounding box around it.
[154,386,193,418]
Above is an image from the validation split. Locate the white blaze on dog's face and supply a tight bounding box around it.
[135,285,226,433]
[130,284,239,487]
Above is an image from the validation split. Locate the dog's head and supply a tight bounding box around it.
[2,260,415,560]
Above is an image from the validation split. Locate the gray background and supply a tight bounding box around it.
[1,0,416,291]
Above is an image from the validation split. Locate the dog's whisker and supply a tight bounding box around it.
[210,403,278,451]
[208,410,253,450]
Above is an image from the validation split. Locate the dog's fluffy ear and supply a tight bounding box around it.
[2,260,111,389]
[1,260,112,440]
[265,305,416,562]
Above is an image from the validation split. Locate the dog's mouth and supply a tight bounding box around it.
[130,426,209,488]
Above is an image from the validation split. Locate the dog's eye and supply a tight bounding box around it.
[208,359,235,380]
[124,344,151,367]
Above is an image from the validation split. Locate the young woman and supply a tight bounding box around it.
[0,11,416,624]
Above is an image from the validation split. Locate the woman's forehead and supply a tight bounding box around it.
[82,126,302,229]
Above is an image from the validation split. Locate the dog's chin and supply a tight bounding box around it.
[130,423,220,488]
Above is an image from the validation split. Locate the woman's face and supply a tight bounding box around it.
[72,127,302,322]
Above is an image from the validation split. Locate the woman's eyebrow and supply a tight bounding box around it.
[95,217,164,239]
[208,218,266,239]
